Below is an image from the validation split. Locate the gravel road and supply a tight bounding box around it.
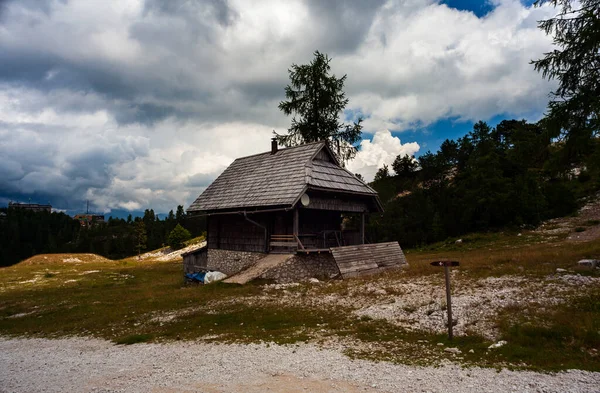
[1,337,598,393]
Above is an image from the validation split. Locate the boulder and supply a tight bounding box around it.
[444,347,461,354]
[488,340,507,349]
[578,259,599,269]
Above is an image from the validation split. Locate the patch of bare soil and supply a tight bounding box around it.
[536,192,600,242]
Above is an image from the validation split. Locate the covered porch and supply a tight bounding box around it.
[268,203,368,254]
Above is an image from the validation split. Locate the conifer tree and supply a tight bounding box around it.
[276,51,362,163]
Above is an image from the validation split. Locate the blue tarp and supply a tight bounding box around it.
[185,272,206,283]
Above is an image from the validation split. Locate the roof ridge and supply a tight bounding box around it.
[233,141,326,161]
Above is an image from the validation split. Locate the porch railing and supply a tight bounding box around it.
[270,230,363,252]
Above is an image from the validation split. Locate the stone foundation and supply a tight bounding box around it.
[207,249,265,276]
[259,253,340,283]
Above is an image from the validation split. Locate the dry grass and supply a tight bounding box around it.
[0,235,599,371]
[404,238,600,278]
[19,253,111,265]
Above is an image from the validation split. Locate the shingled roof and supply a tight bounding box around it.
[187,141,380,212]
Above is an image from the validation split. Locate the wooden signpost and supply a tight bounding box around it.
[430,260,460,340]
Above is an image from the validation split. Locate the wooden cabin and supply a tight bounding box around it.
[187,140,406,281]
[187,140,382,254]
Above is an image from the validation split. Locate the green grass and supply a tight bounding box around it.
[403,237,600,278]
[1,238,600,371]
[407,230,552,254]
[115,333,154,345]
[0,259,346,346]
[184,235,205,246]
[495,293,600,371]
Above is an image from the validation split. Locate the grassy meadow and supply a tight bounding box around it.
[1,232,599,372]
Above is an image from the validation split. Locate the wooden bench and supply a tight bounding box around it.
[270,235,298,251]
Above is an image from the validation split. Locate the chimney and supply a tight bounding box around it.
[271,138,278,154]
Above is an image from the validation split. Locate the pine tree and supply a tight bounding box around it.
[176,205,185,223]
[275,51,362,163]
[532,0,600,162]
[134,221,147,259]
[392,154,418,177]
[373,164,390,182]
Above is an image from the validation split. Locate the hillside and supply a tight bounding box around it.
[1,221,599,373]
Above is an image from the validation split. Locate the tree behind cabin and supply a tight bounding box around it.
[134,221,147,258]
[168,223,192,250]
[275,50,362,163]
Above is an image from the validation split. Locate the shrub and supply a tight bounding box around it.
[168,224,192,250]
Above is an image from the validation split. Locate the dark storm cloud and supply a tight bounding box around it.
[143,0,237,27]
[0,0,557,210]
[0,112,151,211]
[186,172,215,188]
[0,0,388,130]
[304,0,387,53]
[0,0,237,127]
[0,0,62,21]
[0,51,58,85]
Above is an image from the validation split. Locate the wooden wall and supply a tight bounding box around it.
[304,196,368,213]
[299,210,341,233]
[206,191,370,252]
[208,211,296,253]
[314,149,333,162]
[303,191,370,213]
[183,248,208,274]
[208,213,269,252]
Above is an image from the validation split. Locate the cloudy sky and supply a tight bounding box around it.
[0,0,557,215]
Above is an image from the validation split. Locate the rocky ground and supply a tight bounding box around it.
[535,192,600,243]
[1,337,599,393]
[253,270,599,341]
[3,200,600,392]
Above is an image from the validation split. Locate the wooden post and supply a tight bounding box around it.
[206,215,210,247]
[430,261,459,341]
[216,216,221,249]
[293,208,299,237]
[444,265,453,340]
[360,212,365,244]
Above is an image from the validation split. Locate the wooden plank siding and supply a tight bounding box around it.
[182,246,208,274]
[302,195,369,213]
[208,213,268,253]
[331,242,408,278]
[314,148,333,162]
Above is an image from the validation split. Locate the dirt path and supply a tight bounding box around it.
[1,337,598,393]
[536,192,600,242]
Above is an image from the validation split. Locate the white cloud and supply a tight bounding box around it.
[0,0,559,212]
[341,0,557,131]
[348,130,420,182]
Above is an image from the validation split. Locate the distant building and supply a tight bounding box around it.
[74,214,106,227]
[8,202,52,213]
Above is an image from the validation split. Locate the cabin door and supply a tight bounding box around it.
[273,213,286,235]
